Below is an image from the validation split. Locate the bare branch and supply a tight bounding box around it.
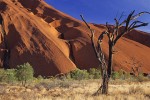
[130,22,148,31]
[106,22,111,38]
[80,15,91,30]
[98,31,107,42]
[119,10,135,27]
[119,11,150,27]
[114,18,119,36]
[80,15,99,58]
[131,11,150,20]
[114,11,149,45]
[125,10,135,29]
[114,30,126,45]
[129,21,149,30]
[114,18,119,27]
[118,12,125,22]
[106,22,111,33]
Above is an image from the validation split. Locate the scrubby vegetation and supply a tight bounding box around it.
[0,69,17,84]
[16,63,34,86]
[0,62,34,86]
[0,64,149,85]
[0,63,149,100]
[68,68,101,80]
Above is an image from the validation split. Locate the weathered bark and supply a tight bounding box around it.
[81,15,109,95]
[95,58,109,95]
[107,42,114,78]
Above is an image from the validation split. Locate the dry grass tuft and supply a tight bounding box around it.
[0,80,149,100]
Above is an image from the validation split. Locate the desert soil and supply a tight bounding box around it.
[0,80,150,100]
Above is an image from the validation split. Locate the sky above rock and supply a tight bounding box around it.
[45,0,150,33]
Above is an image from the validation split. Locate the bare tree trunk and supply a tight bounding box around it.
[95,40,114,95]
[100,65,109,94]
[94,63,109,95]
[107,42,114,78]
[80,15,109,95]
[101,73,108,94]
[94,47,109,95]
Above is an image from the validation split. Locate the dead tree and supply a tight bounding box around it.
[81,10,149,95]
[81,15,108,94]
[105,11,150,79]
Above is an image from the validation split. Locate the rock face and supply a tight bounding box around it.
[0,0,76,76]
[0,0,150,76]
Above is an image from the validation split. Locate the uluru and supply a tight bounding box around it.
[0,0,150,76]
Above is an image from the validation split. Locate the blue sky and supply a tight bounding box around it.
[45,0,150,33]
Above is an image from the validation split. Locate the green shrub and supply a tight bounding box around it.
[16,63,34,86]
[65,73,72,80]
[124,72,131,79]
[118,70,125,80]
[111,71,120,80]
[70,69,89,80]
[89,68,101,79]
[136,73,149,82]
[0,69,17,83]
[111,70,133,80]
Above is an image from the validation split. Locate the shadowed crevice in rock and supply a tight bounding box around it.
[18,0,40,13]
[0,14,10,69]
[68,41,76,64]
[0,2,7,12]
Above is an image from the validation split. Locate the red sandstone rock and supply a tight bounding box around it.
[0,0,149,76]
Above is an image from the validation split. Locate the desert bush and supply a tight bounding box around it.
[70,69,89,80]
[16,63,34,86]
[89,68,101,79]
[118,70,125,80]
[129,86,144,94]
[0,69,16,83]
[65,73,72,80]
[37,75,43,80]
[111,70,133,80]
[124,72,131,79]
[34,75,44,83]
[111,71,120,80]
[35,79,72,90]
[136,73,149,82]
[59,80,71,88]
[136,73,144,82]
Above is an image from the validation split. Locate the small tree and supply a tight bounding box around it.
[81,11,149,95]
[0,69,16,83]
[16,63,34,86]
